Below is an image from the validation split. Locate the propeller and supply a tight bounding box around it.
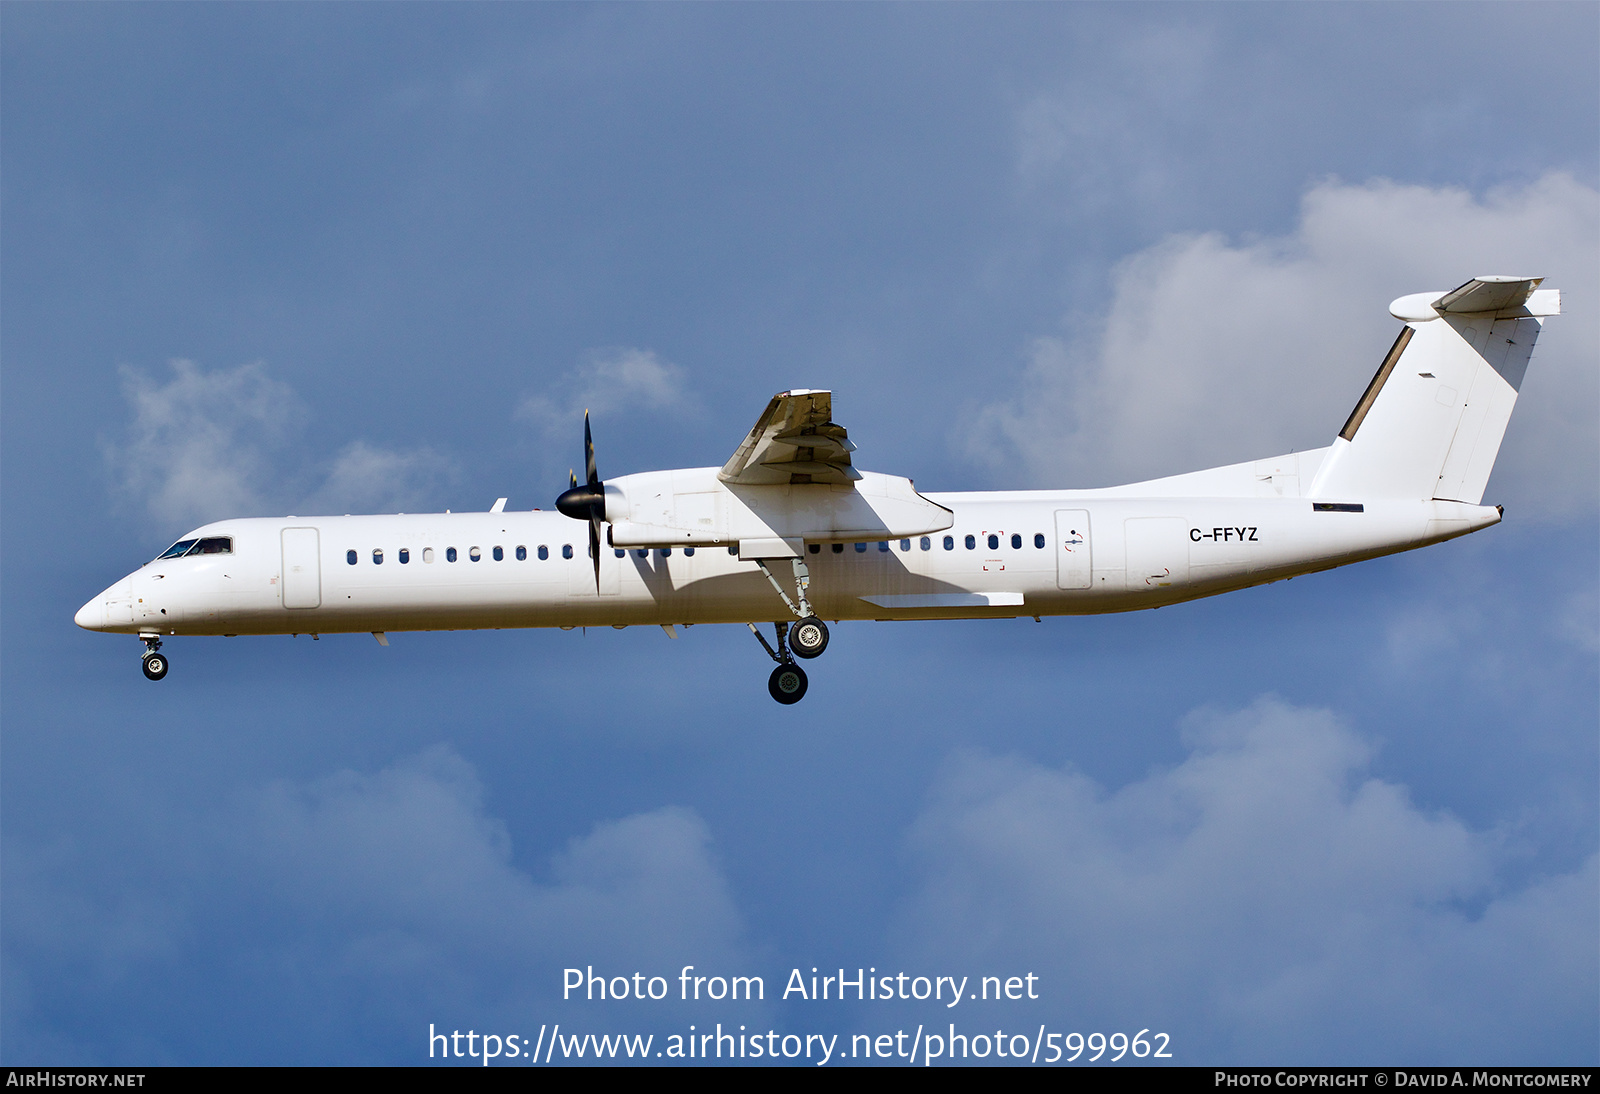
[555,410,605,591]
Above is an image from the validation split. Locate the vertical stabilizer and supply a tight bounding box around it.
[1308,277,1558,504]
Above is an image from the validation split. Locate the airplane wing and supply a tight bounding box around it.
[719,389,862,485]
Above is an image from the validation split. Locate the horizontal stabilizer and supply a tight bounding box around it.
[1391,277,1560,321]
[1434,276,1542,314]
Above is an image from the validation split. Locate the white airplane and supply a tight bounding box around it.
[77,277,1560,703]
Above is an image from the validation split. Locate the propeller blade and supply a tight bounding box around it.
[584,410,599,489]
[556,414,607,596]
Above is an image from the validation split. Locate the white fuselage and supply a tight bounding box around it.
[75,483,1499,638]
[75,280,1554,654]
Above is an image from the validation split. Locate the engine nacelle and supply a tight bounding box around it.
[604,467,953,557]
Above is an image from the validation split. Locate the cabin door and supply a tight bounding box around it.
[1054,510,1092,589]
[281,527,322,609]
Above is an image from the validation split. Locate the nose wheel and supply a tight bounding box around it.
[140,636,168,681]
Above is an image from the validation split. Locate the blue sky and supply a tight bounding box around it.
[3,2,1596,1065]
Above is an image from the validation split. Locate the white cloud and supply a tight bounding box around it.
[302,440,457,517]
[971,174,1598,520]
[108,360,460,530]
[241,747,746,982]
[1383,601,1485,672]
[515,346,701,491]
[1557,580,1600,656]
[2,747,753,1059]
[516,346,694,436]
[109,359,300,529]
[1016,23,1218,214]
[896,698,1597,1062]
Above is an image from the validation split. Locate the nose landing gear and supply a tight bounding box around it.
[140,635,168,681]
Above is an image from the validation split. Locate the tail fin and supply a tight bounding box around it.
[1308,277,1560,503]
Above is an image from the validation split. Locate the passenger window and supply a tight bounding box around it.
[538,545,549,560]
[347,550,358,565]
[516,545,526,561]
[659,548,671,557]
[965,535,975,550]
[635,548,648,558]
[562,544,573,559]
[423,547,434,563]
[943,536,954,551]
[900,539,911,551]
[855,543,867,553]
[987,534,999,550]
[493,546,504,561]
[920,537,930,551]
[832,543,844,554]
[1011,534,1022,550]
[399,548,410,564]
[878,541,890,552]
[158,539,199,560]
[728,546,738,555]
[1035,533,1045,549]
[808,543,820,554]
[469,547,482,562]
[684,547,695,556]
[373,548,384,565]
[614,548,625,558]
[447,547,458,562]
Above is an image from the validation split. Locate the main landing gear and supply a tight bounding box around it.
[749,622,809,705]
[790,615,829,659]
[748,554,831,703]
[140,635,168,681]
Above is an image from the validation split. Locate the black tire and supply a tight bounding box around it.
[768,663,808,704]
[142,653,169,681]
[790,616,829,659]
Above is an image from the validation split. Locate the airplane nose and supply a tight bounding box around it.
[75,577,131,631]
[75,596,105,631]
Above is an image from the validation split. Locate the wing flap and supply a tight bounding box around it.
[720,390,861,485]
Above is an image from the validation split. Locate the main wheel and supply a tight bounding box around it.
[790,616,829,659]
[142,653,169,681]
[768,663,808,704]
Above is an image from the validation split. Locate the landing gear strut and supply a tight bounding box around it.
[748,621,808,705]
[140,635,168,681]
[749,553,833,701]
[753,555,830,660]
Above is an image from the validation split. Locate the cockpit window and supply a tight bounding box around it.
[156,536,233,561]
